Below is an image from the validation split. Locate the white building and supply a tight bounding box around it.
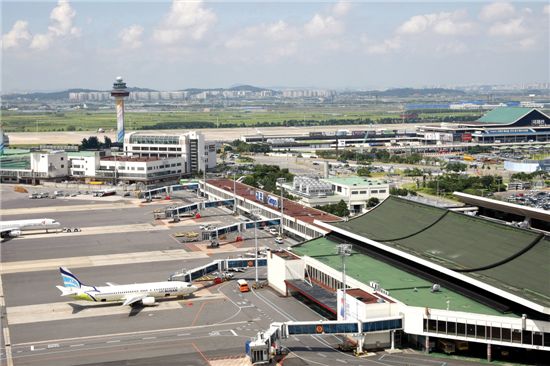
[283,176,390,215]
[123,131,216,175]
[30,150,69,178]
[97,156,184,183]
[67,151,101,178]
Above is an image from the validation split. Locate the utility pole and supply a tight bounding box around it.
[233,171,237,214]
[277,178,286,236]
[337,243,352,320]
[252,208,260,286]
[203,155,207,198]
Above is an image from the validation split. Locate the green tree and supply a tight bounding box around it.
[357,167,371,177]
[445,162,467,172]
[366,197,380,208]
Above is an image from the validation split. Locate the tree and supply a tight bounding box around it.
[103,136,112,148]
[366,197,380,208]
[316,200,350,217]
[444,162,467,172]
[357,167,371,177]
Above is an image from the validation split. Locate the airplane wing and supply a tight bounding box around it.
[122,293,147,306]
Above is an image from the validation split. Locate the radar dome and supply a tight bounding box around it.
[116,76,123,82]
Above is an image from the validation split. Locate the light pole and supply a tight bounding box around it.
[203,155,207,198]
[251,208,260,286]
[233,171,237,214]
[337,243,352,320]
[277,178,286,236]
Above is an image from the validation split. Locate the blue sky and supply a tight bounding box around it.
[2,1,549,92]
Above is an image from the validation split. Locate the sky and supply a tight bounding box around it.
[2,0,549,92]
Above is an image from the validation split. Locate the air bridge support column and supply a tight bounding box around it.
[424,336,430,354]
[487,343,492,362]
[356,337,364,355]
[390,330,395,350]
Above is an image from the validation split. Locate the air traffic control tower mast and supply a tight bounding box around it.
[111,76,130,144]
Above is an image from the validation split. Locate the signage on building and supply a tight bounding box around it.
[531,119,546,126]
[255,191,264,202]
[267,195,279,208]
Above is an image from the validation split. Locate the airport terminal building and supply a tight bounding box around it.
[266,196,550,362]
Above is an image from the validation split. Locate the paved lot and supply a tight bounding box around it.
[0,184,489,366]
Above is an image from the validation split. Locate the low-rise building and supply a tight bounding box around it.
[283,176,390,215]
[96,156,184,184]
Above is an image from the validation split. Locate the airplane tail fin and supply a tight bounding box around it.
[59,267,84,289]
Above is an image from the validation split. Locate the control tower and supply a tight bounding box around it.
[111,76,130,144]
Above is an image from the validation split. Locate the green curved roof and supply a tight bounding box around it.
[330,196,550,310]
[476,107,533,124]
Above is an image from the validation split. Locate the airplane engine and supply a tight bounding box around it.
[141,297,156,306]
[9,230,21,238]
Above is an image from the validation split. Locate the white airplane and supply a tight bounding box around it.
[56,267,198,307]
[0,218,60,239]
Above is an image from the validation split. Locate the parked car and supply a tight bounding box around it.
[275,236,284,245]
[269,227,279,235]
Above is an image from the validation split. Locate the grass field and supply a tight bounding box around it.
[1,109,482,132]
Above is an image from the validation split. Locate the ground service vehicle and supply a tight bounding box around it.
[237,279,250,293]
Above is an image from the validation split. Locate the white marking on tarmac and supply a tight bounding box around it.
[317,352,327,358]
[142,337,156,340]
[1,202,135,216]
[18,223,168,240]
[106,340,120,344]
[0,275,14,366]
[0,249,209,274]
[69,344,84,348]
[230,329,237,336]
[177,333,190,337]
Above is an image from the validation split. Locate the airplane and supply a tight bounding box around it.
[0,218,61,239]
[56,267,198,307]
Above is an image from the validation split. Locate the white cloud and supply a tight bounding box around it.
[489,17,527,36]
[436,41,468,54]
[30,33,53,50]
[519,37,535,49]
[2,20,31,49]
[544,5,550,15]
[224,21,299,50]
[29,0,80,51]
[366,37,401,54]
[48,0,79,37]
[119,25,144,49]
[397,11,474,36]
[304,14,342,36]
[332,1,352,17]
[153,0,216,45]
[479,2,515,21]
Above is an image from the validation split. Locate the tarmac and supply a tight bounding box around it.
[0,184,489,366]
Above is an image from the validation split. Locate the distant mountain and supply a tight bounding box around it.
[228,84,266,92]
[180,85,273,94]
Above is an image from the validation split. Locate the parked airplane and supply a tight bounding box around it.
[0,218,60,239]
[56,267,198,307]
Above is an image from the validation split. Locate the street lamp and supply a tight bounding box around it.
[276,178,286,236]
[251,208,261,286]
[337,243,352,320]
[202,155,207,198]
[233,171,237,214]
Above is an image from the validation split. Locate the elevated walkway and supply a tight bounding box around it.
[169,257,268,283]
[285,280,337,316]
[246,317,403,364]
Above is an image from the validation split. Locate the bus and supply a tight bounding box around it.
[237,279,250,293]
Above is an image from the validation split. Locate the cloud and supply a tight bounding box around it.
[479,2,515,21]
[119,25,144,49]
[519,37,535,49]
[153,0,216,45]
[224,21,299,50]
[489,17,527,36]
[366,37,401,54]
[332,1,352,17]
[436,41,468,54]
[29,0,80,50]
[2,20,31,49]
[304,14,342,36]
[544,5,550,15]
[397,11,474,36]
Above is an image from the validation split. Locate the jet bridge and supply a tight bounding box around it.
[168,257,268,282]
[246,317,403,364]
[164,199,235,218]
[143,183,199,200]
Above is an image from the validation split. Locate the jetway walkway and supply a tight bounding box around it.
[143,183,199,199]
[164,199,235,218]
[168,257,268,283]
[202,219,282,241]
[246,317,403,364]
